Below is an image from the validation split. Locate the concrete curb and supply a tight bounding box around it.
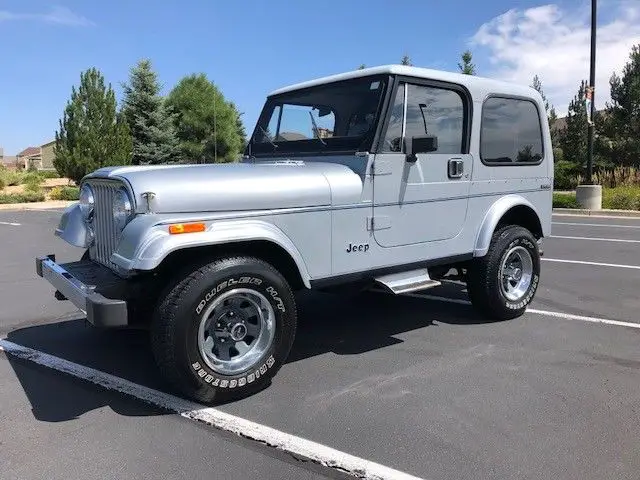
[0,200,75,211]
[553,208,640,218]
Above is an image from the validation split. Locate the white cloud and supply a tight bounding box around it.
[472,1,640,115]
[0,6,93,27]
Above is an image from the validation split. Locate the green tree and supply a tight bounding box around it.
[358,64,366,70]
[166,73,243,163]
[54,68,132,183]
[558,80,589,167]
[401,55,412,66]
[121,59,179,165]
[458,50,476,75]
[603,44,640,167]
[531,74,558,143]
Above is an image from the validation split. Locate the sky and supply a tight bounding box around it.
[1,0,639,155]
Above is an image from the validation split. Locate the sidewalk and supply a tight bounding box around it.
[0,200,75,211]
[553,207,640,218]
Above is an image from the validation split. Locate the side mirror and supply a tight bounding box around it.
[405,135,438,162]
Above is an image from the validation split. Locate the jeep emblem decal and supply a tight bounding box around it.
[346,243,369,253]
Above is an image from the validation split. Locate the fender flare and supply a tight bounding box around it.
[473,195,542,257]
[111,219,313,288]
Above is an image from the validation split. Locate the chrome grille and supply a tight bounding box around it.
[88,180,121,268]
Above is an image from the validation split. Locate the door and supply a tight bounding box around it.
[372,80,473,248]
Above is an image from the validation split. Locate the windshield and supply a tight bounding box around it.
[248,75,388,156]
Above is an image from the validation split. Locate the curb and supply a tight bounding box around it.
[0,201,75,211]
[553,208,640,218]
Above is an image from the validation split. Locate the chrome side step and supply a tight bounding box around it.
[374,268,441,295]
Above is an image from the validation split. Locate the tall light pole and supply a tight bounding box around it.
[586,0,597,184]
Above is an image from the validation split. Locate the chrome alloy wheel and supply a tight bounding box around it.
[499,246,534,302]
[197,288,275,375]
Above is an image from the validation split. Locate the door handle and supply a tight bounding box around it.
[448,158,464,178]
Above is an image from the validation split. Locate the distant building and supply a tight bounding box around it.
[316,127,333,139]
[15,141,56,171]
[0,147,18,170]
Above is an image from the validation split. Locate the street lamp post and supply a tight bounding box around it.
[576,0,602,209]
[586,0,597,184]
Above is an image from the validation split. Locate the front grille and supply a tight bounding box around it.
[88,180,121,269]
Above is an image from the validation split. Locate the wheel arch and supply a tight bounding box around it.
[118,220,312,290]
[474,195,544,258]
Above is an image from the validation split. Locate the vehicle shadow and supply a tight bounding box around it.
[4,283,492,423]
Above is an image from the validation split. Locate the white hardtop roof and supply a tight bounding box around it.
[269,64,538,99]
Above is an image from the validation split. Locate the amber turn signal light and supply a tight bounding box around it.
[168,223,206,234]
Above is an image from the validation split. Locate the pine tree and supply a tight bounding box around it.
[54,68,132,183]
[358,64,366,70]
[166,73,244,163]
[603,44,640,167]
[458,50,476,75]
[401,55,412,66]
[121,59,179,165]
[531,75,558,143]
[559,80,589,167]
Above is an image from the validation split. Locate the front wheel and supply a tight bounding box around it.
[151,256,297,404]
[467,225,540,320]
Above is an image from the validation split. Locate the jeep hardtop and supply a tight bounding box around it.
[36,65,552,403]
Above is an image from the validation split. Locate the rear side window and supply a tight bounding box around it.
[480,97,544,164]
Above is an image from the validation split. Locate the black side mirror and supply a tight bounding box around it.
[405,135,438,162]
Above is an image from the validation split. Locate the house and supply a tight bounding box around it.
[15,141,56,171]
[16,146,42,170]
[0,147,18,169]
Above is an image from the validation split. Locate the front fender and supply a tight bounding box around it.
[473,195,542,257]
[110,217,312,288]
[54,203,94,248]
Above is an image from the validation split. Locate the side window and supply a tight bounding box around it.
[481,97,544,164]
[381,83,405,152]
[405,84,464,154]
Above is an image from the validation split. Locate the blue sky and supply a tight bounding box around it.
[1,0,639,155]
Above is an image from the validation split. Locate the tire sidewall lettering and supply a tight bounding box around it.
[188,273,285,390]
[499,236,540,310]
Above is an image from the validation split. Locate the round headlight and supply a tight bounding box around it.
[113,188,133,231]
[79,184,94,221]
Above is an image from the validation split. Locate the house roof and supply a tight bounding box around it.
[269,64,538,98]
[17,146,41,157]
[1,155,17,165]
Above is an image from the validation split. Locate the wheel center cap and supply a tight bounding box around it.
[512,268,523,281]
[229,323,247,342]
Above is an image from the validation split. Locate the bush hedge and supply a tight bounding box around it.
[0,192,46,204]
[553,186,640,210]
[49,186,80,201]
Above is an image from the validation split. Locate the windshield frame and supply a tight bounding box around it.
[246,74,393,158]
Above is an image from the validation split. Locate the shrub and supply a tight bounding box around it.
[554,161,580,190]
[49,186,80,201]
[553,192,580,209]
[0,176,5,190]
[602,187,640,210]
[5,171,22,186]
[39,170,60,179]
[0,191,46,204]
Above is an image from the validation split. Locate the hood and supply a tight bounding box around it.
[86,160,365,214]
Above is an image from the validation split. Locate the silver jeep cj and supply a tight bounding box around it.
[37,65,553,403]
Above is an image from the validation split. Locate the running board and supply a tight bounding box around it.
[374,268,441,295]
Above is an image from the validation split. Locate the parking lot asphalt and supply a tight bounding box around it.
[1,209,640,480]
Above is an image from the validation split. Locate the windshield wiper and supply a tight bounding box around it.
[308,111,327,146]
[257,125,278,151]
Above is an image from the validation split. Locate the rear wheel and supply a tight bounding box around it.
[467,225,540,320]
[151,256,297,404]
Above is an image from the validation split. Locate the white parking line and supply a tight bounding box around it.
[551,235,640,244]
[402,294,640,330]
[0,339,426,480]
[554,222,640,229]
[542,258,640,270]
[0,221,20,226]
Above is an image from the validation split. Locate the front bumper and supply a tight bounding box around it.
[36,255,128,327]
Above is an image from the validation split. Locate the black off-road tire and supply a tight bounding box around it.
[150,256,297,404]
[467,225,540,320]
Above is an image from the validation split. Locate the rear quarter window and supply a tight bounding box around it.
[480,97,544,165]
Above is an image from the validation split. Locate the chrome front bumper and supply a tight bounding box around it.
[35,255,128,327]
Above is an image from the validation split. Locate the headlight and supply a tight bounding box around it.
[113,188,133,231]
[79,184,94,221]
